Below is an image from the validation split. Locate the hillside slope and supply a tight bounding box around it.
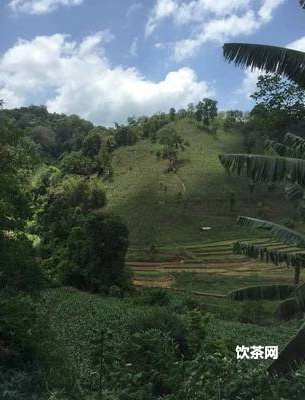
[105,119,292,246]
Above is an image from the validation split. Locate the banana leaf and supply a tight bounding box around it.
[223,43,305,87]
[236,216,305,247]
[219,153,305,185]
[267,321,305,375]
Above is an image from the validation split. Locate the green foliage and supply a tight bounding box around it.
[195,98,218,126]
[114,123,138,147]
[127,308,191,358]
[59,151,96,176]
[238,301,271,325]
[223,109,244,133]
[49,175,107,211]
[137,288,171,306]
[229,284,295,301]
[268,321,305,376]
[59,211,130,291]
[121,329,181,398]
[0,233,43,293]
[157,125,190,172]
[0,117,37,231]
[174,347,305,400]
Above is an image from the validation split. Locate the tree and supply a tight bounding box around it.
[157,126,189,172]
[177,109,187,119]
[169,107,176,121]
[223,110,243,132]
[114,123,137,146]
[37,175,131,291]
[248,74,305,140]
[60,212,130,292]
[195,98,218,126]
[187,103,195,118]
[221,2,305,375]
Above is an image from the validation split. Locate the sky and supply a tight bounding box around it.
[0,0,305,126]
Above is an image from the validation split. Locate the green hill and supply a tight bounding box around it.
[105,119,292,246]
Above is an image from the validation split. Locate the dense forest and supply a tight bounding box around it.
[4,2,305,398]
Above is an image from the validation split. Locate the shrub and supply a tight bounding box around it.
[0,233,43,294]
[127,309,190,358]
[238,301,270,325]
[138,289,172,306]
[120,329,180,398]
[61,212,131,292]
[174,348,305,400]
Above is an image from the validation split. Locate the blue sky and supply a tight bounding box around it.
[0,0,305,125]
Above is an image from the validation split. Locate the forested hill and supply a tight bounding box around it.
[2,105,293,246]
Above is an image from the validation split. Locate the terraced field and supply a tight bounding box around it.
[128,239,305,293]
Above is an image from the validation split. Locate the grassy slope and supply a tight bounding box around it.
[105,119,292,246]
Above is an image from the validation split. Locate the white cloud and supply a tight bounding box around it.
[146,0,287,61]
[288,36,305,51]
[174,11,260,61]
[258,0,285,22]
[0,33,214,125]
[126,2,142,18]
[238,68,261,99]
[129,37,138,56]
[9,0,83,14]
[145,0,178,37]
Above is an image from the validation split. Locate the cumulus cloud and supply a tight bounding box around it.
[0,33,214,125]
[288,36,305,51]
[147,0,287,61]
[9,0,83,14]
[174,11,260,61]
[238,68,261,99]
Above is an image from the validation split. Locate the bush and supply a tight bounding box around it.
[0,234,43,294]
[127,309,191,358]
[138,289,172,306]
[238,301,270,325]
[120,329,181,398]
[61,212,131,292]
[174,348,305,400]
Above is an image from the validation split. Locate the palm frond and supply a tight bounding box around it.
[301,0,305,9]
[233,240,305,267]
[236,216,305,247]
[284,133,305,156]
[223,43,305,87]
[284,182,303,203]
[229,284,295,301]
[267,322,305,375]
[276,297,300,321]
[219,153,305,185]
[294,282,305,308]
[265,139,286,156]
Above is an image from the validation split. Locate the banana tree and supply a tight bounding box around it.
[220,1,305,374]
